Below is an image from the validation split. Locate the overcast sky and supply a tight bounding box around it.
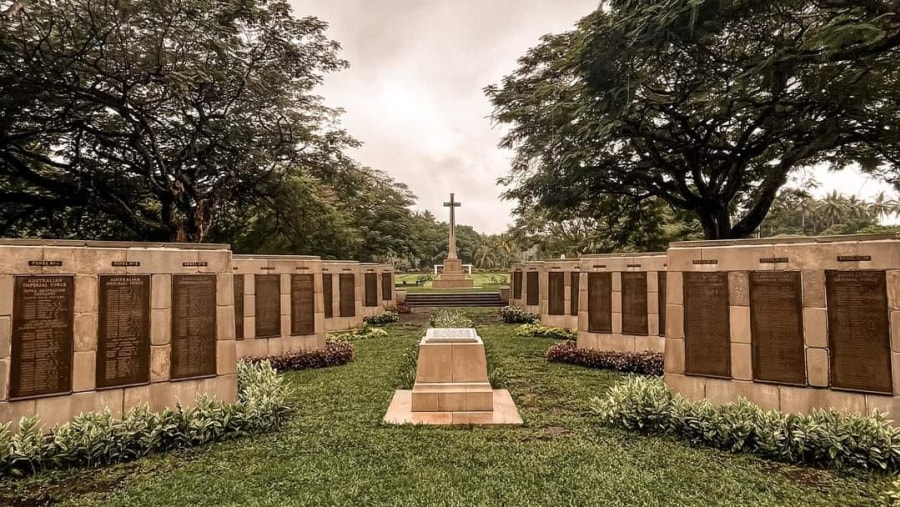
[291,0,896,233]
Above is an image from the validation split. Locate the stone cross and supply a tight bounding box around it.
[443,193,461,260]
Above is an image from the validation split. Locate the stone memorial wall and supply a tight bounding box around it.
[0,240,237,430]
[360,263,396,319]
[539,260,580,330]
[576,253,667,354]
[508,262,542,314]
[322,261,364,331]
[232,255,325,359]
[664,234,900,419]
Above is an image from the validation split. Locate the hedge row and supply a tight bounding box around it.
[259,339,356,371]
[546,341,663,376]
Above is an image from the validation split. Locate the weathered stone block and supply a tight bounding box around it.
[705,378,780,410]
[72,351,96,392]
[664,338,685,374]
[151,345,170,382]
[665,304,684,339]
[0,316,10,359]
[779,385,866,416]
[731,343,752,381]
[217,305,235,341]
[803,271,826,308]
[74,312,98,351]
[667,272,683,305]
[151,274,171,310]
[729,306,751,343]
[0,275,12,316]
[803,308,828,348]
[74,275,98,313]
[664,373,705,401]
[217,341,236,375]
[807,348,828,387]
[150,309,171,346]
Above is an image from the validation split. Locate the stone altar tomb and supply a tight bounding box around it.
[384,328,522,425]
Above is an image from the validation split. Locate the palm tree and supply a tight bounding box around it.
[869,192,900,221]
[845,195,869,221]
[795,197,820,233]
[818,191,848,227]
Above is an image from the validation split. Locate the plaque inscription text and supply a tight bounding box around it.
[10,275,74,399]
[587,272,612,333]
[97,275,150,388]
[170,275,217,379]
[683,272,731,378]
[749,271,805,385]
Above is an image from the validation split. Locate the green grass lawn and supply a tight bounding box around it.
[0,310,892,506]
[396,272,509,290]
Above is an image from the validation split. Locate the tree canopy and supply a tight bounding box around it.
[487,0,900,239]
[0,0,350,241]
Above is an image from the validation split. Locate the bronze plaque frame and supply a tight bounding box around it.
[683,272,731,378]
[587,272,612,333]
[364,273,378,307]
[170,274,217,380]
[658,272,667,337]
[10,275,75,400]
[825,270,892,394]
[548,272,565,316]
[513,271,523,299]
[749,271,806,385]
[526,271,539,306]
[621,272,649,335]
[255,274,281,338]
[234,274,245,340]
[570,272,580,317]
[291,274,316,336]
[339,274,356,317]
[323,273,334,319]
[382,272,393,302]
[97,275,151,389]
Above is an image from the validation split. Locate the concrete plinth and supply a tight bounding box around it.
[384,328,522,426]
[433,258,474,288]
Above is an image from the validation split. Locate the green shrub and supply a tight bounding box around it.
[330,325,388,342]
[547,341,663,376]
[429,308,474,328]
[500,305,539,324]
[363,311,400,326]
[516,323,576,340]
[0,361,290,478]
[261,339,355,371]
[591,376,900,473]
[397,344,419,390]
[882,477,900,506]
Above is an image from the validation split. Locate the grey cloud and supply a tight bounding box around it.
[290,0,600,233]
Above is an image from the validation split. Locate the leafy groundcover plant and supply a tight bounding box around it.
[500,305,539,324]
[363,311,400,326]
[329,325,388,342]
[429,308,474,328]
[0,361,291,478]
[547,341,663,376]
[262,338,356,371]
[592,376,900,473]
[516,323,576,340]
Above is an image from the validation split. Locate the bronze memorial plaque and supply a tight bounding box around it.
[382,272,393,302]
[570,272,580,317]
[323,274,334,319]
[749,271,805,385]
[364,273,378,307]
[291,274,315,336]
[513,271,523,299]
[234,274,244,340]
[170,275,217,380]
[587,272,612,333]
[97,275,151,389]
[10,275,75,399]
[255,274,281,338]
[526,271,539,306]
[622,272,649,335]
[548,272,565,315]
[339,274,355,317]
[826,270,892,394]
[658,272,667,337]
[684,272,731,378]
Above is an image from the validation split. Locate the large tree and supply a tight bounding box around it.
[487,0,900,239]
[1,0,348,241]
